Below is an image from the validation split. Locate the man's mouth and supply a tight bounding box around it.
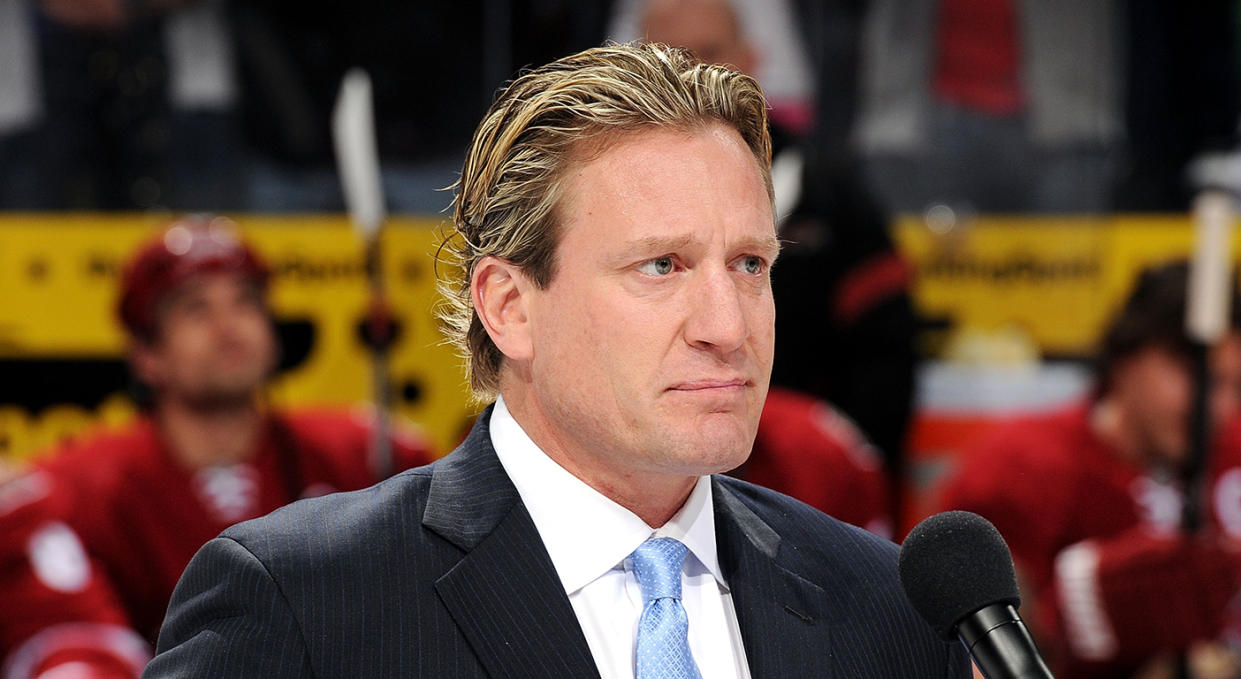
[668,378,748,392]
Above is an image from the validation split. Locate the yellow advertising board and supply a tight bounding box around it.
[893,214,1241,361]
[2,212,1239,463]
[0,214,478,461]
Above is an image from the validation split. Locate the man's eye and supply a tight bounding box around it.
[737,256,764,275]
[638,257,676,276]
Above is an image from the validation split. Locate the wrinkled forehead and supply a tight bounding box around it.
[557,121,773,213]
[550,124,776,257]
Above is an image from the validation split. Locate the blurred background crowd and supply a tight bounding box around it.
[1,0,1235,214]
[6,0,1241,678]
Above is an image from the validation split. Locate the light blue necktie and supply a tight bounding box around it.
[632,537,704,679]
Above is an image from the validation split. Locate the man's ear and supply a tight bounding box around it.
[471,256,535,362]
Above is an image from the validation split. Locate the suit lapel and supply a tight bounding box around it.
[714,478,836,678]
[423,408,602,679]
[421,412,842,678]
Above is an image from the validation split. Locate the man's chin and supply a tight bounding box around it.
[180,383,262,411]
[660,419,755,474]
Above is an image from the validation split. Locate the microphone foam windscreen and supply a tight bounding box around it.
[898,510,1021,640]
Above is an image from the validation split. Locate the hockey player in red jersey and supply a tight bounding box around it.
[937,262,1241,679]
[0,217,434,679]
[737,387,891,537]
[0,471,146,679]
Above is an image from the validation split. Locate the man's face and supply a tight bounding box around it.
[517,123,777,491]
[1118,333,1241,467]
[641,0,756,75]
[134,271,277,409]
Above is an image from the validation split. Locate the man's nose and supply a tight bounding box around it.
[684,268,749,354]
[208,302,246,338]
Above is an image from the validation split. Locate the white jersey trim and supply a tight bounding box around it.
[1055,540,1118,661]
[2,622,151,679]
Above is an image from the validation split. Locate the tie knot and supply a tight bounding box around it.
[631,537,689,603]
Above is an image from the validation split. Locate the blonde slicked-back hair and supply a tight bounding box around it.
[438,42,773,400]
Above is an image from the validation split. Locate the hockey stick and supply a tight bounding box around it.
[1182,156,1239,533]
[333,68,394,480]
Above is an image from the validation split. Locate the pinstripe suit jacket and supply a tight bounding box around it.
[144,409,970,678]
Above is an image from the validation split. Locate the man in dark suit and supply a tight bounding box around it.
[144,43,970,678]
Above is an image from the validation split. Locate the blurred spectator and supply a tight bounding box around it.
[0,0,244,210]
[609,0,815,138]
[4,0,1239,215]
[774,1,921,502]
[936,262,1241,678]
[791,0,868,171]
[163,0,245,211]
[735,387,892,537]
[620,0,812,223]
[0,0,44,210]
[0,216,434,678]
[231,0,612,214]
[854,0,1123,214]
[0,471,147,679]
[771,156,918,528]
[227,2,481,212]
[1,1,615,213]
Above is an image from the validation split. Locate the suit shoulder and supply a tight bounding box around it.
[714,474,898,566]
[714,475,968,676]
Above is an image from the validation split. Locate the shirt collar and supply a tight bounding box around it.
[489,397,726,595]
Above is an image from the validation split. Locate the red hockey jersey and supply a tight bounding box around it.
[0,470,147,679]
[738,387,891,537]
[937,404,1241,678]
[0,409,433,679]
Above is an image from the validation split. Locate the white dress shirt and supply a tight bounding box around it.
[490,398,752,679]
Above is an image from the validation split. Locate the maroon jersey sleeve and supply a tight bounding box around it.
[939,410,1241,678]
[279,408,435,491]
[0,471,150,679]
[746,388,891,536]
[934,417,1080,594]
[1050,526,1241,670]
[934,419,1089,674]
[1208,417,1241,538]
[388,415,436,472]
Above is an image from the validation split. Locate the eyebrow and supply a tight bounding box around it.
[746,233,784,260]
[618,234,696,259]
[615,232,783,261]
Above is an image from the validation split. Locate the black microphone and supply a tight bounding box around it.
[899,511,1054,679]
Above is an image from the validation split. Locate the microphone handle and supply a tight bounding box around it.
[957,604,1055,679]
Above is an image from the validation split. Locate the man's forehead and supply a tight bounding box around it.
[550,138,774,268]
[162,271,262,303]
[561,124,769,202]
[615,231,781,258]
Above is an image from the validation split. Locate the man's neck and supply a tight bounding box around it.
[496,389,697,529]
[156,398,265,472]
[581,469,698,529]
